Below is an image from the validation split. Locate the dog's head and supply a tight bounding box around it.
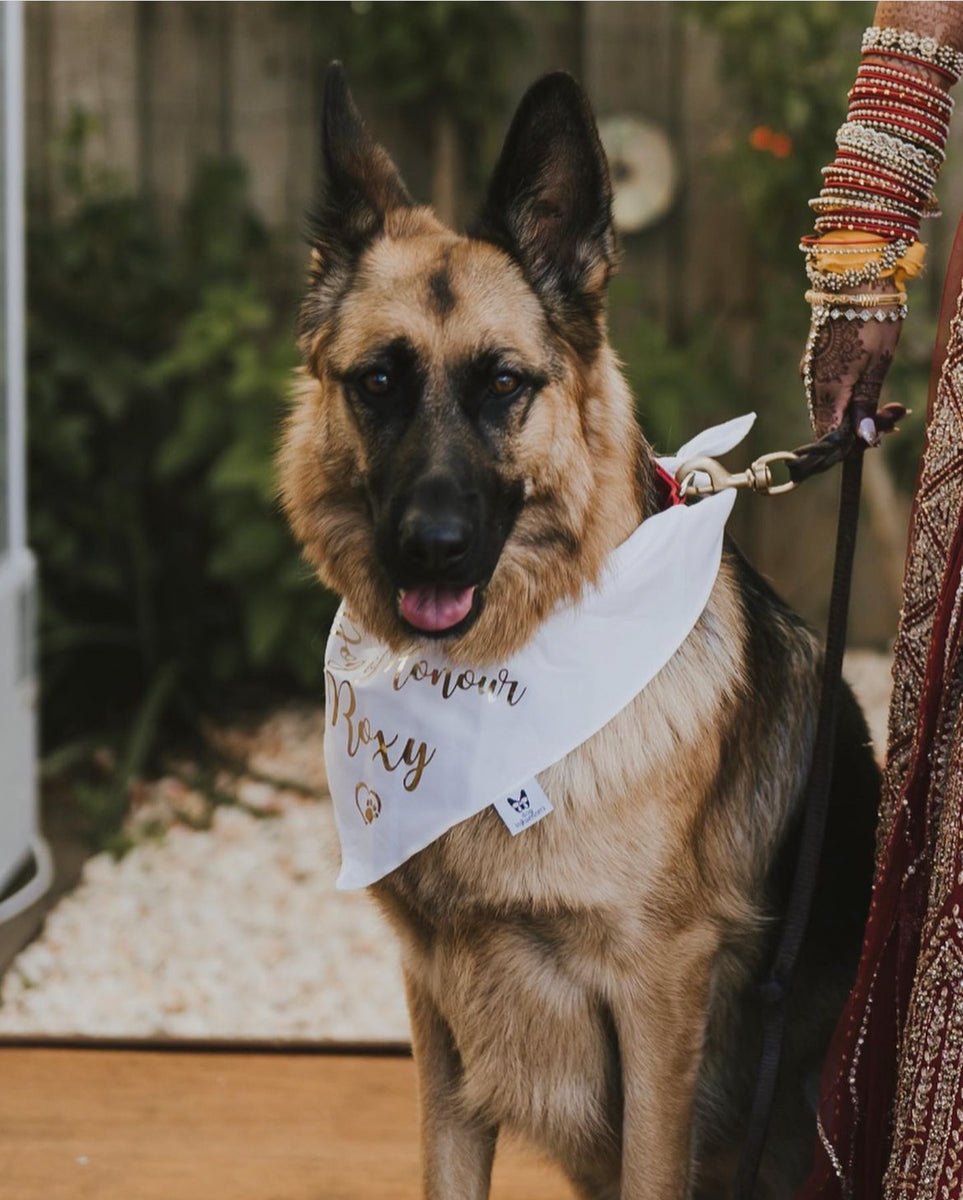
[280,66,654,663]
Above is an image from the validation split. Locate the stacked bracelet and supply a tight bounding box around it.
[804,290,909,324]
[797,23,956,422]
[806,29,956,244]
[861,26,963,82]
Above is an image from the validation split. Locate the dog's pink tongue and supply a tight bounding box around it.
[400,585,475,633]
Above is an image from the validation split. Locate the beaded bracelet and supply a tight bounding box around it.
[862,26,963,82]
[851,80,953,116]
[822,164,931,201]
[808,301,908,324]
[812,191,927,216]
[834,146,936,190]
[814,215,922,238]
[836,124,941,179]
[848,116,948,160]
[850,84,952,120]
[800,240,923,299]
[856,63,955,105]
[847,105,949,142]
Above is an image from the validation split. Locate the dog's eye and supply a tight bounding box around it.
[490,371,523,400]
[359,370,391,398]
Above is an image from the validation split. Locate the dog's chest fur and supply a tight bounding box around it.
[373,564,806,1155]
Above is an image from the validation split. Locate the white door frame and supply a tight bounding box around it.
[0,0,50,922]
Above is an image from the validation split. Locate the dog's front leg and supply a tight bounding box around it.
[612,930,717,1200]
[404,969,497,1200]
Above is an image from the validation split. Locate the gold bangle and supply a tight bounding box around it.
[805,289,908,307]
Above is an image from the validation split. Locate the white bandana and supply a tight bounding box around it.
[325,414,755,889]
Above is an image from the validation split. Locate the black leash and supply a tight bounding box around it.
[731,436,866,1198]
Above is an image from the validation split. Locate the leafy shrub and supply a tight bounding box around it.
[696,2,874,268]
[29,122,334,767]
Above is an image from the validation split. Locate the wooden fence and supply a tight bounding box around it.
[25,0,952,645]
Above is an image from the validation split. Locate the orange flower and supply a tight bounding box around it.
[749,126,794,158]
[769,132,793,158]
[750,125,773,151]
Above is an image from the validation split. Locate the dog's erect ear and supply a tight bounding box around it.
[313,62,413,252]
[301,65,413,349]
[475,73,615,348]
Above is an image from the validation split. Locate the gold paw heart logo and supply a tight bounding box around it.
[355,783,382,825]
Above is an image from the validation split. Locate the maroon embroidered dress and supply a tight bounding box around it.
[800,206,963,1200]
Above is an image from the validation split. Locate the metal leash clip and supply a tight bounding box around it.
[675,451,800,499]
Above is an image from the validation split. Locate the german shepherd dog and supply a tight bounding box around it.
[280,65,879,1200]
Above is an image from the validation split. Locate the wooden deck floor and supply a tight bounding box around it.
[0,1047,577,1199]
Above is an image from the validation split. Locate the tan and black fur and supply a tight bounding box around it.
[280,65,879,1200]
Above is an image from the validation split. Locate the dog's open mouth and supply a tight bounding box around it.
[398,584,478,635]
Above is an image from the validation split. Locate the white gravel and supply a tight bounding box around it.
[0,799,409,1042]
[0,656,892,1042]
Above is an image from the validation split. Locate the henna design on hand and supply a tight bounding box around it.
[812,320,868,386]
[807,317,901,438]
[810,321,870,432]
[852,349,894,444]
[852,349,893,412]
[874,2,963,53]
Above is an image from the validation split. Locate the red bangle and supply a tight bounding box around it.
[854,68,954,109]
[833,151,933,195]
[847,101,949,137]
[849,85,953,119]
[821,177,925,208]
[815,216,921,238]
[816,206,921,227]
[799,234,903,247]
[863,48,959,83]
[824,158,928,195]
[797,236,907,253]
[856,63,953,102]
[815,191,922,216]
[848,93,951,130]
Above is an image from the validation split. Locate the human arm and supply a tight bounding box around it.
[802,3,963,441]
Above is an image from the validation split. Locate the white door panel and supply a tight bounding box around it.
[0,0,45,918]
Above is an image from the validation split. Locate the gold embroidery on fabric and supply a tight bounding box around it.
[882,283,963,845]
[883,612,963,1197]
[817,262,963,1198]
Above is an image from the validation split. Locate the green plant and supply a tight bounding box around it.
[695,2,874,268]
[608,275,741,451]
[29,125,335,791]
[284,1,532,213]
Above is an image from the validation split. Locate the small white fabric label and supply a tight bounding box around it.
[492,778,553,836]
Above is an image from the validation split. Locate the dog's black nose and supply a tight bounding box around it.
[399,509,472,573]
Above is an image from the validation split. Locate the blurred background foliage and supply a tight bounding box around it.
[28,0,938,842]
[285,0,528,195]
[29,117,326,825]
